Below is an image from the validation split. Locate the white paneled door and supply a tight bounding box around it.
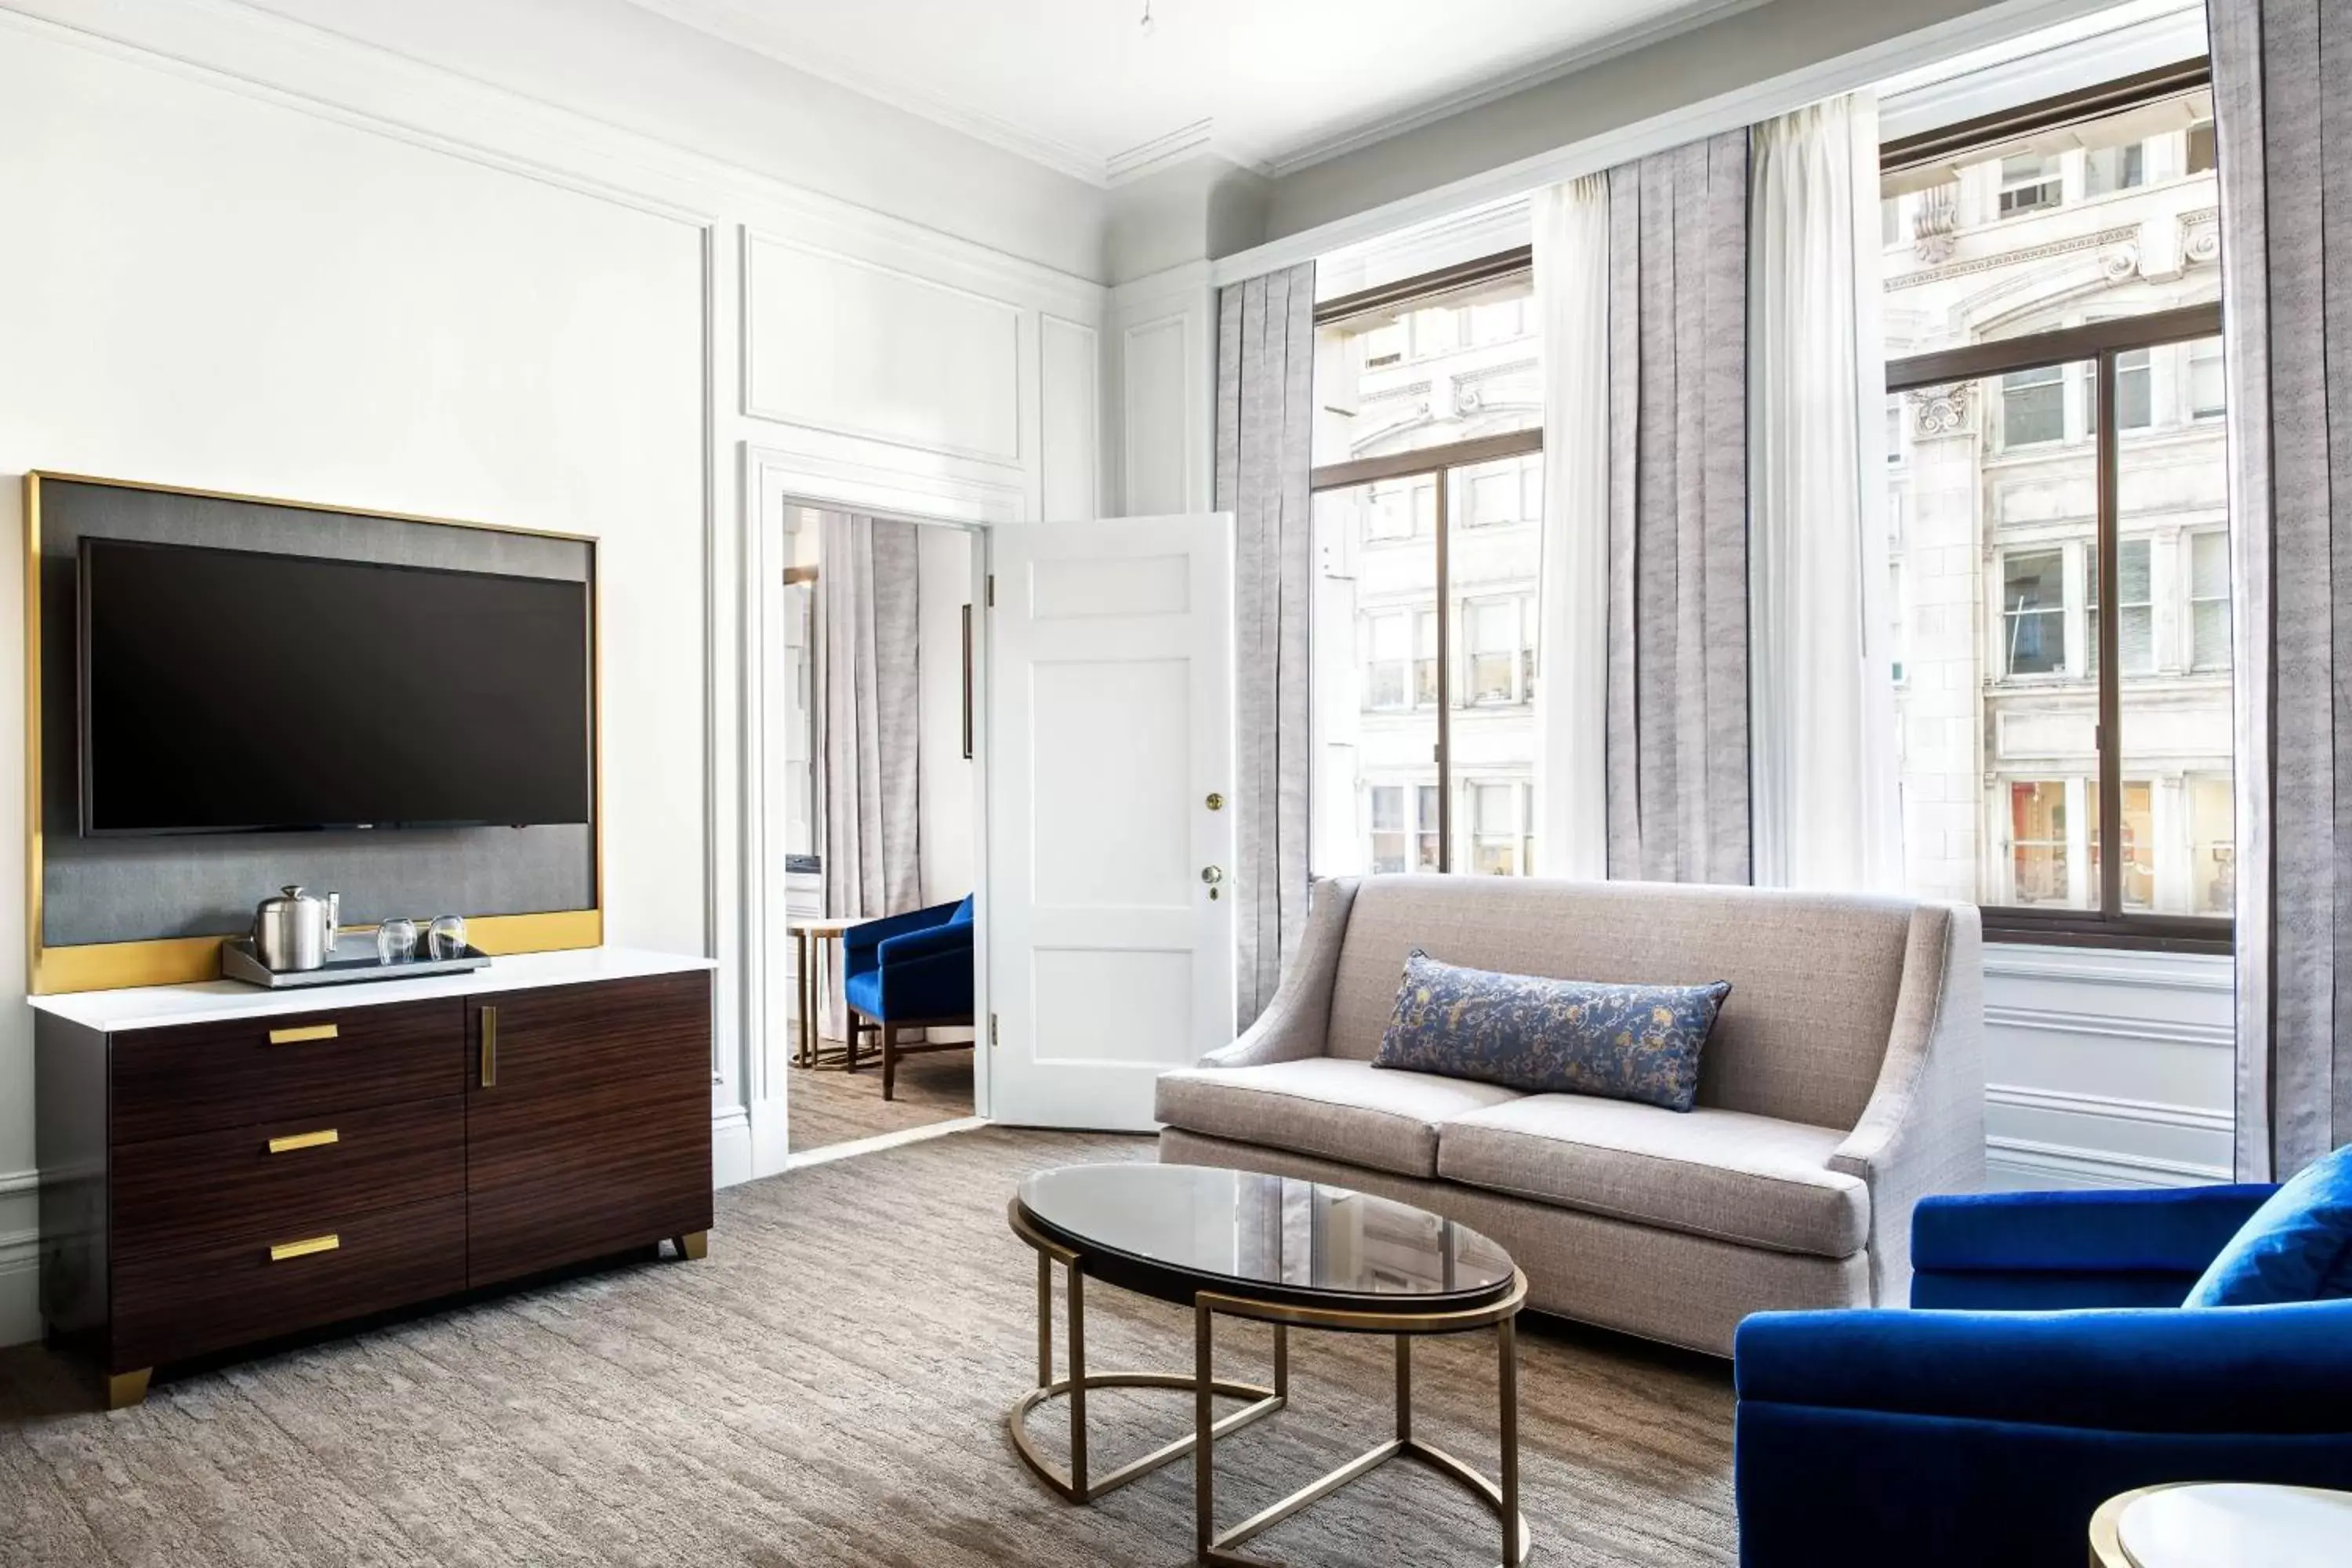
[987,515,1235,1129]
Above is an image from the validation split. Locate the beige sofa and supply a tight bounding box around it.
[1155,876,1983,1356]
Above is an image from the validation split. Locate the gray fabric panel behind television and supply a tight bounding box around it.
[38,479,596,946]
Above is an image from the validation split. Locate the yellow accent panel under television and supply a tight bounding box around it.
[21,471,606,996]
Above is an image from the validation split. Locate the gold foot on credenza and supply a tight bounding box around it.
[672,1231,708,1261]
[107,1369,152,1410]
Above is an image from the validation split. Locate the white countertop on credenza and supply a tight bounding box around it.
[27,946,716,1033]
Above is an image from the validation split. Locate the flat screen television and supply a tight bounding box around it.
[77,537,593,836]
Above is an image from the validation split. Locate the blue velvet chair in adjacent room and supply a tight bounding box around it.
[842,895,975,1101]
[1733,1184,2352,1568]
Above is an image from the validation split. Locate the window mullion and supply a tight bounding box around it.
[1434,469,1453,873]
[2095,348,2125,920]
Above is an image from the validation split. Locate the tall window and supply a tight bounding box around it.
[1883,65,2231,948]
[1309,258,1544,878]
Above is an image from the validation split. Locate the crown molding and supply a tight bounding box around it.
[1261,0,1769,179]
[1105,119,1224,186]
[1211,0,2131,288]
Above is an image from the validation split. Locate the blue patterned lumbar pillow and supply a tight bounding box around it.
[2184,1144,2352,1307]
[1374,949,1730,1112]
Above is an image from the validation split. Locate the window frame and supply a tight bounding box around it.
[1314,259,1544,874]
[1888,302,2229,953]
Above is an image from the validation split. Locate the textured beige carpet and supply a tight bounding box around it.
[0,1128,1734,1567]
[787,1048,975,1152]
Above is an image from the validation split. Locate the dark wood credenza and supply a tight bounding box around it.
[32,950,715,1408]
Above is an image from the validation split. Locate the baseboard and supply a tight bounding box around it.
[712,1105,753,1189]
[0,1229,40,1349]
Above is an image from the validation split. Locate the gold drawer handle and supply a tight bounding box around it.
[266,1128,339,1155]
[268,1233,340,1262]
[480,1004,498,1089]
[268,1023,339,1044]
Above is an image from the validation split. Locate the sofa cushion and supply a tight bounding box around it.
[2185,1145,2352,1307]
[1375,948,1730,1111]
[1154,1058,1523,1178]
[1436,1094,1868,1258]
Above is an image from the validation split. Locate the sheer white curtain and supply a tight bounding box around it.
[1532,176,1610,880]
[1748,93,1902,891]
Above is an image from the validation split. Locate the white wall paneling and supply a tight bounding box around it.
[1109,261,1218,517]
[1039,314,1104,517]
[1980,944,2236,1190]
[0,0,1105,1341]
[743,231,1025,465]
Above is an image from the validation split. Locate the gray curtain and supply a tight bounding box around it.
[818,510,923,931]
[2212,0,2351,1178]
[1215,262,1315,1028]
[1605,131,1753,884]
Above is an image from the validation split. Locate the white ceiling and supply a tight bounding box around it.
[624,0,1756,186]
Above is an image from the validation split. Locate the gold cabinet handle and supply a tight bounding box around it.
[266,1128,339,1155]
[268,1233,339,1262]
[268,1022,339,1044]
[480,1004,498,1088]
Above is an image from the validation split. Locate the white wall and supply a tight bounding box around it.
[0,0,1106,1344]
[1982,946,2236,1189]
[917,528,977,909]
[86,0,1112,283]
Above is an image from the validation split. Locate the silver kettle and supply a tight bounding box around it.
[253,885,339,972]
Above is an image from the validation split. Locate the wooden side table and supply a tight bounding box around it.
[787,916,860,1069]
[2091,1482,2352,1568]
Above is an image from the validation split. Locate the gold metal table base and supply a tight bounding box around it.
[1009,1215,1291,1503]
[1007,1201,1532,1567]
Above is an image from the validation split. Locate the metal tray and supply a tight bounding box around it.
[220,934,492,989]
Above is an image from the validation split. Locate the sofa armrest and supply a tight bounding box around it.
[844,901,961,956]
[1734,1301,2352,1436]
[879,920,974,967]
[1196,877,1357,1069]
[1915,1186,2275,1275]
[1828,901,1985,1304]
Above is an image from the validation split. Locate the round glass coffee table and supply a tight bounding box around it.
[1007,1163,1530,1567]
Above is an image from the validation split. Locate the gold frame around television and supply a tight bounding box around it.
[23,470,606,995]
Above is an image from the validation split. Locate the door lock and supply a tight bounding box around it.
[1205,792,1225,811]
[1202,865,1223,900]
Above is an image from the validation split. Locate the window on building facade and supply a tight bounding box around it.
[2188,338,2227,418]
[2085,140,2146,196]
[1884,67,2231,948]
[2116,347,2154,430]
[1468,780,1531,877]
[2002,549,2067,674]
[1998,153,2065,216]
[2190,530,2231,670]
[1310,259,1544,880]
[2002,365,2066,446]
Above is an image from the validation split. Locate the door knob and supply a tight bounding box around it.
[1202,865,1223,900]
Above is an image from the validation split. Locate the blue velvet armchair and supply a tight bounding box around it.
[842,895,975,1101]
[1733,1185,2352,1568]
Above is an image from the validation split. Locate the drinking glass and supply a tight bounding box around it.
[428,914,468,961]
[376,917,419,964]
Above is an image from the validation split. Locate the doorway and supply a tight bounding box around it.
[767,502,988,1157]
